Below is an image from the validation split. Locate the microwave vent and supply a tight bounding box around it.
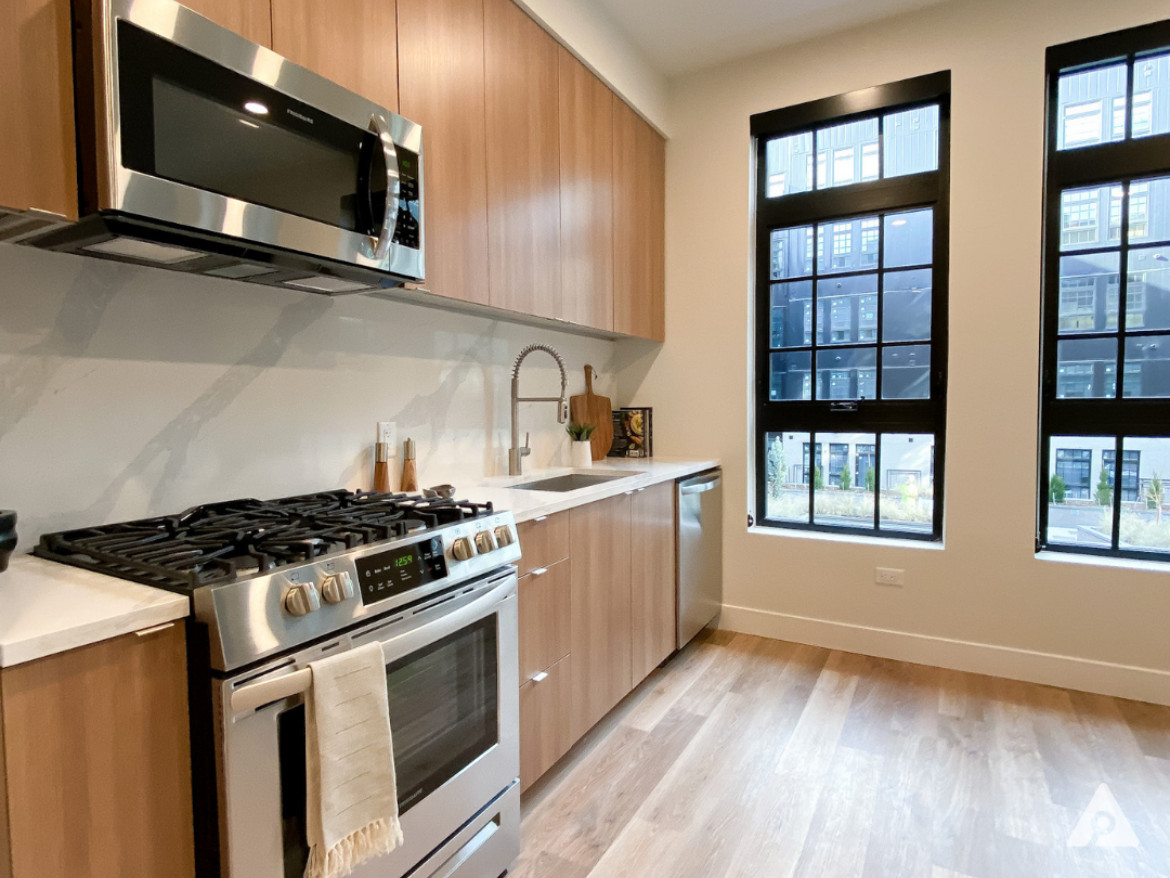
[204,263,278,280]
[283,276,375,294]
[82,237,204,264]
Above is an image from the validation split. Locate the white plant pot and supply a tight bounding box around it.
[571,440,593,468]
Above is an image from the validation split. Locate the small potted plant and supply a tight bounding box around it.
[566,422,596,468]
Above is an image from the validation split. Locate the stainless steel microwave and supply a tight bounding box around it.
[33,0,424,295]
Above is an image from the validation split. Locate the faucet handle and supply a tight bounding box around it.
[522,432,531,456]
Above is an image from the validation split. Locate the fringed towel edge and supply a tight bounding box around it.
[304,815,404,878]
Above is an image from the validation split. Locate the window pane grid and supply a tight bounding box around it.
[768,211,933,404]
[756,74,947,541]
[764,102,940,199]
[1042,26,1170,561]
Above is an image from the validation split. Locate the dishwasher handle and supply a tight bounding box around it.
[680,473,721,495]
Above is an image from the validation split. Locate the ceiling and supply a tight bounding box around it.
[593,0,954,77]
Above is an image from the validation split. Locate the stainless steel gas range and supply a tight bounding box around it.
[36,490,521,878]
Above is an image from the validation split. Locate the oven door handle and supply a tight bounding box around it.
[229,573,516,717]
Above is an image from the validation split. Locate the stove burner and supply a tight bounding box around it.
[35,489,495,592]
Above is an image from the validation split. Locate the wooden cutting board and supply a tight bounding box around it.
[569,365,613,461]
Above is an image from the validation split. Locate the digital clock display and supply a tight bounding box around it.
[355,537,447,606]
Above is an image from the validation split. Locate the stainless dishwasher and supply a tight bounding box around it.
[677,469,723,647]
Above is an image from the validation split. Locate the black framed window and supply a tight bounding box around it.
[1040,21,1170,560]
[753,72,950,539]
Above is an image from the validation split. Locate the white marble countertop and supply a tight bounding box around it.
[0,554,190,668]
[463,457,721,523]
[0,458,717,667]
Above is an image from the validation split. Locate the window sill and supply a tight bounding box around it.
[1036,550,1170,574]
[747,525,945,551]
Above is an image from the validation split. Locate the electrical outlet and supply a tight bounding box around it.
[377,421,397,451]
[874,567,904,587]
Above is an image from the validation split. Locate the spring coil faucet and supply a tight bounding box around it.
[509,344,568,476]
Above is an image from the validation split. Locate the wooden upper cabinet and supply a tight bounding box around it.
[613,99,666,341]
[183,0,273,47]
[557,49,613,332]
[483,0,562,320]
[272,0,398,113]
[398,0,490,305]
[0,0,77,219]
[630,482,676,685]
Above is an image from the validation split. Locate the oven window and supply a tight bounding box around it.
[277,616,499,875]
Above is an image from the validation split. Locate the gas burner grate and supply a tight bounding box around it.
[34,489,496,592]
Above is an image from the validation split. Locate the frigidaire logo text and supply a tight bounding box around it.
[287,109,314,124]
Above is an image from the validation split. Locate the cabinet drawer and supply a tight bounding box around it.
[516,511,569,576]
[518,655,572,790]
[518,559,570,683]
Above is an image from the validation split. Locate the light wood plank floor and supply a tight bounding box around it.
[514,630,1170,878]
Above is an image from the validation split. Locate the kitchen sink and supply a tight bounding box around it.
[507,471,641,492]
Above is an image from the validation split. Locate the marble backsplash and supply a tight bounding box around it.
[0,245,621,552]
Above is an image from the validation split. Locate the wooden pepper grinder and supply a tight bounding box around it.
[373,430,392,493]
[401,438,418,492]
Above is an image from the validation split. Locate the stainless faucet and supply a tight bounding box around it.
[509,344,568,476]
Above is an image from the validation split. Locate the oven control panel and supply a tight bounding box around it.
[354,536,447,606]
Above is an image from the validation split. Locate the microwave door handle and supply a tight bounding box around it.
[369,113,401,261]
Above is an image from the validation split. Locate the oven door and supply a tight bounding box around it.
[79,0,423,280]
[217,570,519,878]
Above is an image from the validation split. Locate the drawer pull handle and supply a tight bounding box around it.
[530,566,549,577]
[135,622,175,637]
[531,671,549,683]
[534,515,548,523]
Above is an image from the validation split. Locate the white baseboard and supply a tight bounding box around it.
[718,604,1170,706]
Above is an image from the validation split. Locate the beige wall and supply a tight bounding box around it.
[634,0,1170,700]
[517,0,669,132]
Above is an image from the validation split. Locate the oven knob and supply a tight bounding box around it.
[474,531,496,554]
[451,537,475,561]
[493,526,514,547]
[284,583,321,617]
[320,572,354,604]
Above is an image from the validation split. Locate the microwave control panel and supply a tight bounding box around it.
[392,147,421,251]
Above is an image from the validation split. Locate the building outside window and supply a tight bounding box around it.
[1040,20,1170,561]
[754,72,949,539]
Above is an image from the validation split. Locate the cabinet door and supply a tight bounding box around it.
[519,655,572,790]
[183,0,272,47]
[569,493,632,741]
[515,511,570,576]
[558,49,613,331]
[0,0,77,219]
[630,482,676,684]
[613,99,666,341]
[483,0,561,319]
[518,559,571,684]
[0,624,194,878]
[272,0,397,112]
[398,0,490,304]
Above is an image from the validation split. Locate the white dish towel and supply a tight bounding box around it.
[304,641,404,878]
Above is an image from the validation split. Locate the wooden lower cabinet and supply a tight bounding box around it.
[517,486,678,790]
[518,655,573,790]
[518,559,570,684]
[0,623,195,878]
[630,482,677,685]
[569,494,633,742]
